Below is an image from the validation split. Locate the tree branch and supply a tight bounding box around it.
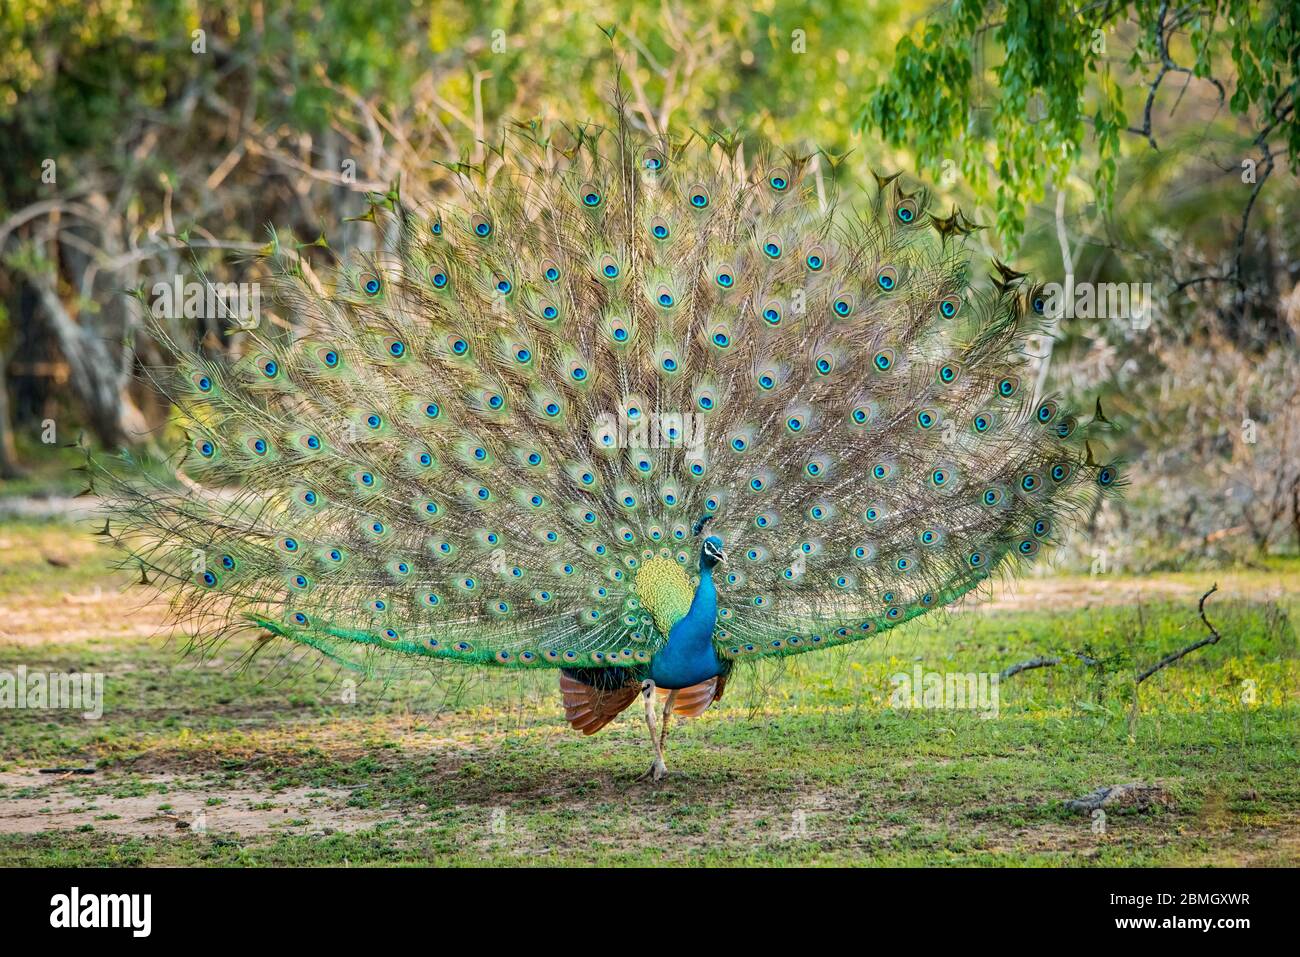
[1134,584,1221,684]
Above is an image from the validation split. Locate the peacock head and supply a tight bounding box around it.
[700,535,726,571]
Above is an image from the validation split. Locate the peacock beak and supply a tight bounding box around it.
[717,550,727,564]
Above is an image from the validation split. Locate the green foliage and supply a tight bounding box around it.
[860,0,1299,246]
[1,0,913,216]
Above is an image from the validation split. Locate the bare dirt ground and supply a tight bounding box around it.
[0,771,392,838]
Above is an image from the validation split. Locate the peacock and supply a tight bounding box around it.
[100,106,1122,781]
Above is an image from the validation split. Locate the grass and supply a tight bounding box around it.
[0,516,1297,866]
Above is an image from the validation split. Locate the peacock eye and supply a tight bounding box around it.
[361,274,382,296]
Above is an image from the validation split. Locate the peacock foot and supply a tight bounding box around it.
[638,758,669,782]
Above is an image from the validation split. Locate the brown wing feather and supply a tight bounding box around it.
[559,672,640,735]
[659,676,726,717]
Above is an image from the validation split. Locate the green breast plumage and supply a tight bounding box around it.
[634,555,694,637]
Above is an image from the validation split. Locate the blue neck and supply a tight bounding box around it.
[684,566,717,638]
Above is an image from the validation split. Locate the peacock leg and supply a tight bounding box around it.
[659,690,678,752]
[638,679,668,781]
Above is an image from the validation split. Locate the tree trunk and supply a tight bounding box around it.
[0,354,23,478]
[29,275,149,449]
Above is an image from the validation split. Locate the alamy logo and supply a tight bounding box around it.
[152,275,261,324]
[1040,279,1153,327]
[0,666,103,720]
[888,666,1000,719]
[593,410,705,451]
[49,887,151,937]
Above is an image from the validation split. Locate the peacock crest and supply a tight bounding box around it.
[100,104,1122,683]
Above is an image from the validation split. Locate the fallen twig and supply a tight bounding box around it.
[999,651,1101,681]
[1135,584,1221,685]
